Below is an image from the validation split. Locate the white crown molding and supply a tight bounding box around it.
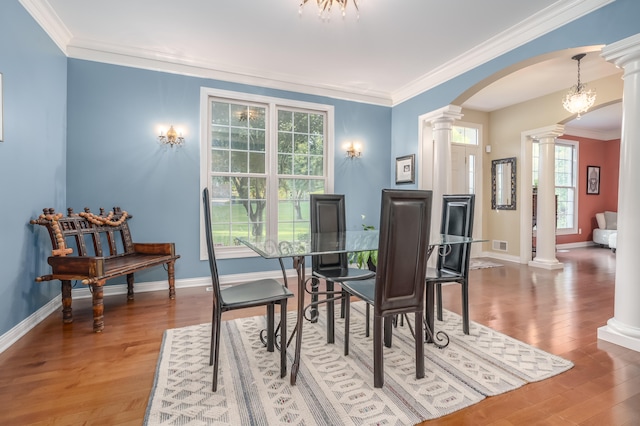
[564,126,621,140]
[19,0,72,55]
[391,0,615,106]
[66,42,393,107]
[22,0,613,107]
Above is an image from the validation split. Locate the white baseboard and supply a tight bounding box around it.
[556,241,596,249]
[478,251,521,264]
[0,268,301,355]
[0,296,61,354]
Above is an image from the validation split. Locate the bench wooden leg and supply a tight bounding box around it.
[61,280,73,323]
[168,261,176,299]
[126,273,134,300]
[91,282,105,332]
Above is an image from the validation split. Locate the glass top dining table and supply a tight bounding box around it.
[236,231,475,259]
[236,231,481,385]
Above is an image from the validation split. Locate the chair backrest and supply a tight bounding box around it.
[374,189,433,316]
[202,187,223,308]
[438,194,475,276]
[310,194,349,275]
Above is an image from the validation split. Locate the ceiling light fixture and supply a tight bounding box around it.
[562,53,596,120]
[299,0,359,20]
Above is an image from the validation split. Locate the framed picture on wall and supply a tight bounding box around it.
[587,165,600,195]
[395,154,415,184]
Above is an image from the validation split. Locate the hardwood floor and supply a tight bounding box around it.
[1,247,639,425]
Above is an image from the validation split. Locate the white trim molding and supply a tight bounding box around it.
[21,0,614,107]
[0,269,301,355]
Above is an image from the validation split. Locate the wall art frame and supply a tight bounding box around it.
[395,154,415,184]
[586,165,600,195]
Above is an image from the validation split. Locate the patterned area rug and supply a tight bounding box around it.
[469,258,504,269]
[144,303,572,425]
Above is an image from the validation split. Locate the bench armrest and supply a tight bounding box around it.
[133,242,176,256]
[47,256,105,279]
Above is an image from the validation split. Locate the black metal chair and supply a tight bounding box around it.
[310,194,375,343]
[202,188,293,391]
[425,194,475,335]
[342,189,433,388]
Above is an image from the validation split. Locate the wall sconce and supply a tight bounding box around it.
[158,125,185,147]
[344,141,362,159]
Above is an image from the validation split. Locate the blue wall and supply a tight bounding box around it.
[0,0,67,336]
[66,60,391,281]
[2,0,640,338]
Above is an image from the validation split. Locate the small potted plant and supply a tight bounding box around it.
[348,216,378,271]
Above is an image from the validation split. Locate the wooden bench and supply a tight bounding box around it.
[31,207,180,332]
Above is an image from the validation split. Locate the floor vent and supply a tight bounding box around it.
[493,240,508,251]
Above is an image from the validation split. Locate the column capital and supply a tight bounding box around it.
[420,105,463,127]
[526,124,565,142]
[602,33,640,70]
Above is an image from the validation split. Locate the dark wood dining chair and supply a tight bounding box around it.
[425,194,475,335]
[202,188,293,391]
[310,194,375,343]
[342,189,433,388]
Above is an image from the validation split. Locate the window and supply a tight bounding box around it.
[451,124,479,194]
[452,125,479,146]
[200,88,334,259]
[532,139,578,234]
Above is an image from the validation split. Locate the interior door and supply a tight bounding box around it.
[451,144,482,257]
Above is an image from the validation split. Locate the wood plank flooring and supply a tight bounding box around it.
[1,247,639,425]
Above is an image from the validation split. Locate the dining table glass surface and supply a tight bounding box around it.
[235,231,476,258]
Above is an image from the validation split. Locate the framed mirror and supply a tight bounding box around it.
[492,157,516,210]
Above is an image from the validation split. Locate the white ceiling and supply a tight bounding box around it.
[24,0,621,134]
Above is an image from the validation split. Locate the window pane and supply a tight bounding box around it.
[452,126,478,145]
[211,102,229,125]
[212,126,229,148]
[211,149,229,172]
[230,127,248,150]
[230,151,247,173]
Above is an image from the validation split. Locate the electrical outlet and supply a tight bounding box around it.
[579,228,582,234]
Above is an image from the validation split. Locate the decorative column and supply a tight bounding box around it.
[421,105,463,240]
[599,33,640,352]
[529,125,564,270]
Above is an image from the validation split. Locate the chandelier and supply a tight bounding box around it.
[299,0,360,19]
[562,53,596,120]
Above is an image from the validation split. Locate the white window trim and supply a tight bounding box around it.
[555,138,579,236]
[199,87,335,260]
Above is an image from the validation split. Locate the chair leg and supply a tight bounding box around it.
[344,294,350,356]
[326,280,335,344]
[373,316,384,388]
[340,289,346,318]
[436,283,443,321]
[415,311,424,379]
[212,309,223,392]
[210,305,218,366]
[461,279,470,335]
[365,303,370,337]
[266,304,275,352]
[383,316,393,348]
[280,299,288,377]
